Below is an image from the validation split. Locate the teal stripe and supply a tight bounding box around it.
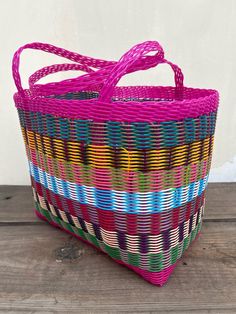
[18,109,217,149]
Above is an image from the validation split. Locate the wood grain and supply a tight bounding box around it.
[205,183,236,220]
[0,222,235,312]
[0,186,35,223]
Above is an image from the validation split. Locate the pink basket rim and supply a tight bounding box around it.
[14,85,219,123]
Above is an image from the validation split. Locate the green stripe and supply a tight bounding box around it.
[35,202,202,272]
[28,146,211,192]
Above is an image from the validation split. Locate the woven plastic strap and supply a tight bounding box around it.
[13,41,166,97]
[12,42,114,96]
[28,50,164,88]
[98,41,184,102]
[29,63,95,87]
[27,41,183,100]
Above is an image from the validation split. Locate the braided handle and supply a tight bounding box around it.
[12,42,114,95]
[98,41,183,102]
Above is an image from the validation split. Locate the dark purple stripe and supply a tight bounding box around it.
[139,234,149,254]
[179,222,184,242]
[93,224,102,241]
[118,232,127,250]
[189,215,194,233]
[162,230,170,251]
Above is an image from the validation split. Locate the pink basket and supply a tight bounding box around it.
[12,40,219,285]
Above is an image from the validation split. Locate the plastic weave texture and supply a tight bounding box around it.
[12,40,219,286]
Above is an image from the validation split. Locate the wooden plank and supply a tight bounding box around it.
[0,221,235,313]
[1,183,236,223]
[205,183,236,220]
[0,186,36,223]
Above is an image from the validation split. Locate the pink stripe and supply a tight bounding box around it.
[14,87,219,122]
[27,147,210,192]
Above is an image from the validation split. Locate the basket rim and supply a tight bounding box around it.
[14,85,219,123]
[14,85,219,105]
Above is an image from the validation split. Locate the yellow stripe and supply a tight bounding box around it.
[22,128,213,171]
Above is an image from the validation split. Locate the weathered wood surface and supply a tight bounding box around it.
[0,183,235,313]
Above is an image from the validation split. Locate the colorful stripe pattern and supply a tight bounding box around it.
[16,90,218,286]
[34,190,203,272]
[18,109,217,149]
[29,161,208,213]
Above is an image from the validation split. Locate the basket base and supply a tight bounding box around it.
[34,209,181,286]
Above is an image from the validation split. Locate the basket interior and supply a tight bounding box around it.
[50,86,215,103]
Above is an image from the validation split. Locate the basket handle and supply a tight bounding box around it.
[98,41,184,102]
[12,42,114,96]
[28,41,165,97]
[28,63,95,87]
[28,55,162,88]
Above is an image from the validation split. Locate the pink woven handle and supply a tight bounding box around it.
[27,41,165,97]
[13,40,182,100]
[12,42,114,95]
[29,63,95,87]
[99,41,184,102]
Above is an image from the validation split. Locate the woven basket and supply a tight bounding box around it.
[12,41,219,286]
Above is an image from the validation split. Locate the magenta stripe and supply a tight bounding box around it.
[14,87,219,123]
[27,146,210,193]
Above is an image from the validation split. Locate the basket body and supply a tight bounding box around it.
[13,41,219,285]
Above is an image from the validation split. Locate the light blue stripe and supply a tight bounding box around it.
[29,161,208,214]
